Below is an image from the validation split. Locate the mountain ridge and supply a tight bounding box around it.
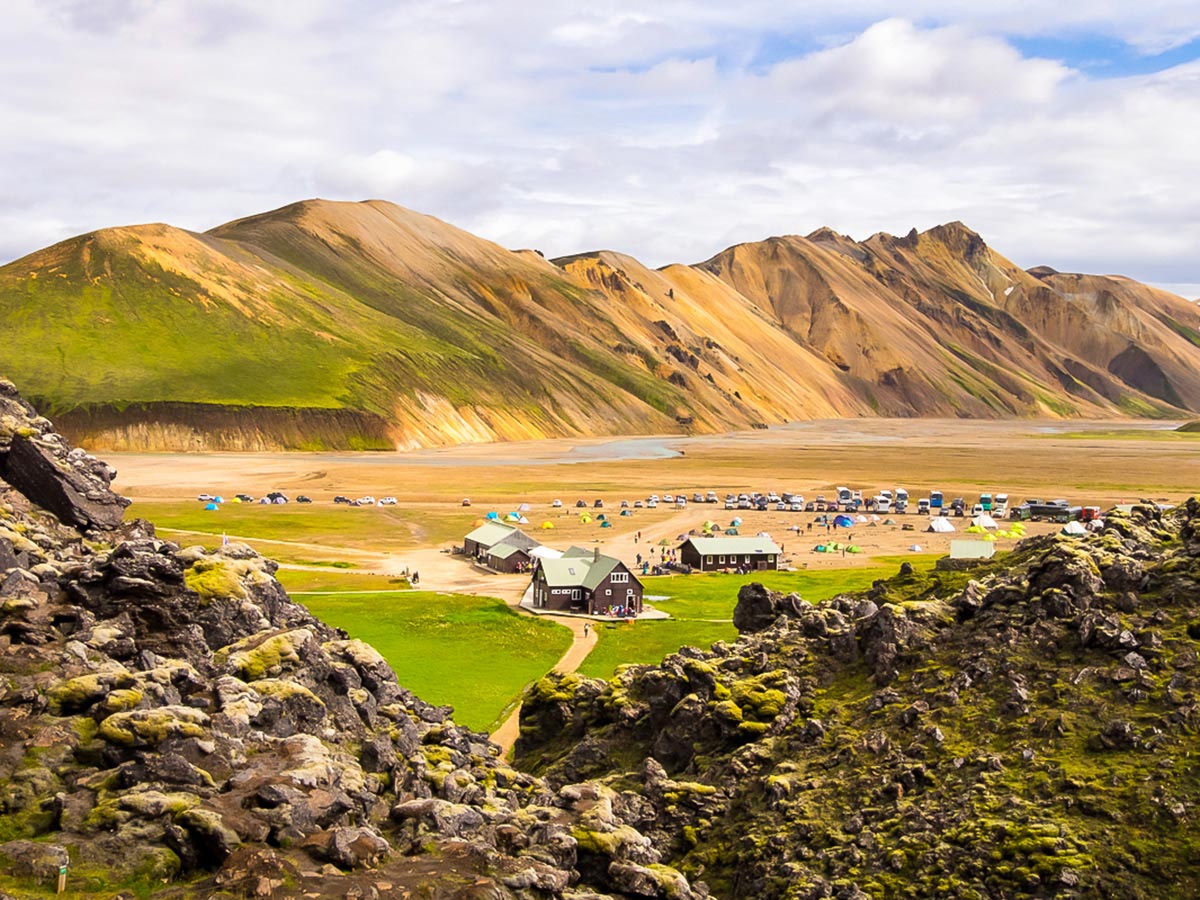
[2,199,1199,451]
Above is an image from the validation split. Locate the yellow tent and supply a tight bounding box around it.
[580,514,592,524]
[541,521,555,529]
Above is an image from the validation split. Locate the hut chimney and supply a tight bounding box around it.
[593,546,600,562]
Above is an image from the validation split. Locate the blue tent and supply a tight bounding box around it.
[204,502,219,511]
[485,511,500,520]
[834,514,854,528]
[213,496,224,504]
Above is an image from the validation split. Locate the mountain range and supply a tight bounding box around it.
[2,199,1198,450]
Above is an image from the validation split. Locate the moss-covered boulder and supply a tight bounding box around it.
[98,705,210,747]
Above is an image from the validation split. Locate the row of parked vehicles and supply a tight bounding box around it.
[197,492,397,506]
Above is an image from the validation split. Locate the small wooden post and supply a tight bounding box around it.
[57,864,67,894]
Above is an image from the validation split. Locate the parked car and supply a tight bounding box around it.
[576,500,587,508]
[790,501,803,511]
[197,493,214,502]
[706,492,719,503]
[235,493,254,503]
[647,499,658,508]
[593,499,604,508]
[725,499,737,510]
[805,501,815,512]
[693,493,704,504]
[462,498,471,507]
[296,495,313,503]
[356,496,375,506]
[776,501,788,511]
[379,497,397,505]
[663,494,674,503]
[333,495,351,504]
[552,499,562,507]
[634,500,644,508]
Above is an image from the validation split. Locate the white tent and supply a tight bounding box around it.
[970,515,999,530]
[927,517,956,533]
[1061,520,1087,536]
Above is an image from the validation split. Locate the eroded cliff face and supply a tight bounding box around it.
[517,501,1200,899]
[0,381,704,900]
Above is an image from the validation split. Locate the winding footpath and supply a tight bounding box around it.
[488,613,597,757]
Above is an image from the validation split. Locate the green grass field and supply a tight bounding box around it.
[134,499,468,560]
[291,589,572,732]
[577,556,940,678]
[276,569,411,593]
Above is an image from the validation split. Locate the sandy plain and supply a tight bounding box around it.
[109,417,1198,584]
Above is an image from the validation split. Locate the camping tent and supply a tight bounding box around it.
[518,503,531,512]
[927,517,956,533]
[579,514,592,524]
[204,502,219,511]
[620,509,633,516]
[731,517,743,526]
[1061,520,1087,536]
[485,511,500,520]
[541,521,555,529]
[517,516,530,524]
[833,514,854,528]
[971,515,999,530]
[600,520,612,528]
[505,512,521,522]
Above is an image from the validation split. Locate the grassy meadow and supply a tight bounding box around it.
[133,498,469,563]
[290,588,571,732]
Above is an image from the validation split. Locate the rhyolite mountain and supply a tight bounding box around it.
[2,200,1199,451]
[5,382,1200,900]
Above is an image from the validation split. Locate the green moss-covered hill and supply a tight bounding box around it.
[517,502,1200,899]
[3,200,1200,450]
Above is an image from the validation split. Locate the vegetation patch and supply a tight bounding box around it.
[295,591,571,732]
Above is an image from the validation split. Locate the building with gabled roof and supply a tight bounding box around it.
[678,535,781,572]
[462,521,540,572]
[531,548,642,616]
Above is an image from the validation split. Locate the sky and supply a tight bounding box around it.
[3,1,1199,296]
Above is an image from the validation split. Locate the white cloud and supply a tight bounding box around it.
[0,0,1197,290]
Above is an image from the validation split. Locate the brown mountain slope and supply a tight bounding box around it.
[1,200,1198,451]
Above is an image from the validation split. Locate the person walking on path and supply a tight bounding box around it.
[583,622,590,637]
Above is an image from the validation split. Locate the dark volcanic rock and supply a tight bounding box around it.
[0,382,695,900]
[733,582,806,633]
[517,501,1200,900]
[0,380,129,529]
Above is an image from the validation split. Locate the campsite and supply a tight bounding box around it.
[110,417,1197,735]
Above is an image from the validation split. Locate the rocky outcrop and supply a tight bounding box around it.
[0,380,129,529]
[0,383,698,899]
[518,501,1200,899]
